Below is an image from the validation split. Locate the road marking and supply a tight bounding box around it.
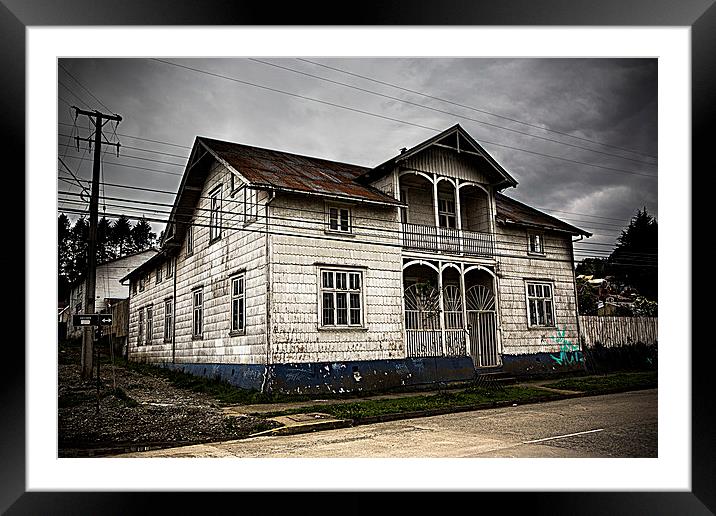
[522,428,604,444]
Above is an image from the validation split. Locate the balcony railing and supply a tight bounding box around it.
[402,222,495,257]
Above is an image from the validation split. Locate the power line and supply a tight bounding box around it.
[58,121,192,150]
[249,58,657,167]
[152,59,657,180]
[296,58,658,161]
[58,62,114,114]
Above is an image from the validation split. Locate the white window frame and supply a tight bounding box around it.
[192,288,203,338]
[230,275,246,334]
[326,204,352,233]
[156,265,162,284]
[164,298,173,343]
[209,185,222,242]
[243,187,258,224]
[399,188,409,223]
[528,232,545,255]
[137,308,144,345]
[145,305,153,345]
[525,281,556,328]
[186,222,194,256]
[438,194,457,229]
[318,268,365,329]
[166,257,174,279]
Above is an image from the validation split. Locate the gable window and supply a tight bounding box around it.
[327,206,351,233]
[137,308,144,345]
[526,281,555,327]
[243,187,257,224]
[186,223,194,256]
[192,288,203,338]
[438,195,456,228]
[145,305,153,344]
[230,275,245,334]
[156,266,162,284]
[166,257,174,279]
[528,233,544,255]
[320,269,363,327]
[209,186,222,242]
[164,298,173,343]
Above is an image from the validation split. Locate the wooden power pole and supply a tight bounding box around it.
[73,107,122,381]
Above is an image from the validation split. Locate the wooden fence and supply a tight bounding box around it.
[580,316,657,347]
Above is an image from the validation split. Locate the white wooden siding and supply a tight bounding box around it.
[495,224,579,356]
[128,162,268,364]
[269,193,404,363]
[404,147,492,184]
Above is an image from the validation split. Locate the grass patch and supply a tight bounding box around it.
[58,392,95,408]
[543,371,657,393]
[110,387,139,407]
[260,385,558,420]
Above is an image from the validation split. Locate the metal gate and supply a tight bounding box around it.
[443,284,466,356]
[466,285,499,367]
[404,283,441,357]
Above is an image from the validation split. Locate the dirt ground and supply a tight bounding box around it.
[58,344,277,457]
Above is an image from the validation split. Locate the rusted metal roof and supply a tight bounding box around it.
[496,193,592,237]
[198,137,403,206]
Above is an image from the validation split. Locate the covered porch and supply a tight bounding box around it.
[402,259,501,368]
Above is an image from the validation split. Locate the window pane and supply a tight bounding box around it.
[322,271,333,288]
[340,209,349,231]
[545,300,554,326]
[528,284,535,297]
[528,299,537,326]
[544,284,551,298]
[350,308,361,325]
[536,300,545,325]
[329,208,338,230]
[350,293,360,309]
[322,293,334,325]
[238,298,244,330]
[349,273,360,290]
[232,299,238,331]
[535,284,543,297]
[238,277,244,295]
[336,293,348,324]
[336,272,347,290]
[448,216,456,228]
[232,278,238,297]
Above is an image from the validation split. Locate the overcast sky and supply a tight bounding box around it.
[57,58,657,262]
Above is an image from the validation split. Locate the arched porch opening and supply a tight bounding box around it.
[464,266,500,367]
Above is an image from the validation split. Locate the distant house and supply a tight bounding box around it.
[63,249,158,340]
[122,124,591,394]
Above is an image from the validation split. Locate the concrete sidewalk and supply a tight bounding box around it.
[222,380,584,438]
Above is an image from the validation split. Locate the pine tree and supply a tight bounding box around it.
[68,217,89,284]
[97,216,115,263]
[607,208,658,300]
[58,214,72,301]
[131,217,157,252]
[111,215,133,257]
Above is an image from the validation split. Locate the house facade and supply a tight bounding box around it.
[64,249,158,340]
[123,125,591,394]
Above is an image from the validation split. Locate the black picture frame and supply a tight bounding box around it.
[4,1,708,513]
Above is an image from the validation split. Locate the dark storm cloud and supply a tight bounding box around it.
[57,57,657,255]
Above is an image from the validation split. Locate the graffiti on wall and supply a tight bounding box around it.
[549,328,584,366]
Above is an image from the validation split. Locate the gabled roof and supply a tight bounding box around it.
[197,137,403,207]
[358,124,518,190]
[495,193,592,237]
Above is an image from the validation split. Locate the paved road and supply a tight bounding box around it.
[118,389,657,458]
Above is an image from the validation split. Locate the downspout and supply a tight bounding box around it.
[570,235,585,371]
[261,191,275,393]
[172,254,177,364]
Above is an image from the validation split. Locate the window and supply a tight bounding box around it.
[164,298,173,342]
[243,187,257,223]
[230,275,245,333]
[528,233,544,255]
[131,281,137,295]
[166,257,174,279]
[186,223,194,256]
[399,189,408,223]
[156,266,162,284]
[145,305,153,344]
[139,275,145,292]
[137,308,144,344]
[327,206,351,233]
[320,269,363,327]
[192,288,203,338]
[526,282,555,327]
[438,195,456,228]
[209,186,222,241]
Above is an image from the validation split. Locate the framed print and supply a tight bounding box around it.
[6,0,710,513]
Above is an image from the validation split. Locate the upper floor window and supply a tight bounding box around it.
[320,269,363,327]
[166,257,174,279]
[438,195,456,228]
[327,206,351,233]
[526,281,555,328]
[131,281,137,295]
[399,189,409,223]
[243,187,258,224]
[209,186,222,242]
[528,233,544,255]
[139,275,145,292]
[192,288,204,338]
[186,223,194,256]
[230,275,245,333]
[156,265,162,284]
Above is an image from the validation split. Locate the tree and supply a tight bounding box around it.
[58,214,72,301]
[67,217,89,285]
[131,217,157,252]
[97,216,115,264]
[111,215,133,257]
[576,277,598,315]
[575,257,607,278]
[607,208,658,300]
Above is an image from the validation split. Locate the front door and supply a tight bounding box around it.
[466,285,499,367]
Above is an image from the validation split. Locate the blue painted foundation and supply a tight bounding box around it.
[160,356,476,395]
[502,351,586,376]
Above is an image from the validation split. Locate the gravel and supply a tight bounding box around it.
[58,345,278,457]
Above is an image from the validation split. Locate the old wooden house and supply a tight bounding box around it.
[123,124,591,394]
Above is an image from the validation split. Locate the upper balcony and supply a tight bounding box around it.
[399,170,495,258]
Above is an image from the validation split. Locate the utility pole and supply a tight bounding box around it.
[73,107,122,381]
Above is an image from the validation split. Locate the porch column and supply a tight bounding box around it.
[492,270,503,358]
[455,180,463,254]
[433,174,440,251]
[460,263,469,357]
[437,261,445,356]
